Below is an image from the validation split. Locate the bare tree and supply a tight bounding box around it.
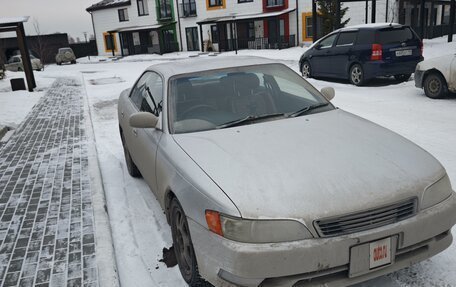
[30,19,51,70]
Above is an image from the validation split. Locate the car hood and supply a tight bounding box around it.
[172,109,444,223]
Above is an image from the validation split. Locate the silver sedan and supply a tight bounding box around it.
[117,56,456,287]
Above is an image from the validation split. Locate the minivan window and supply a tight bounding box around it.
[336,32,357,46]
[319,34,337,48]
[356,31,375,45]
[378,27,414,44]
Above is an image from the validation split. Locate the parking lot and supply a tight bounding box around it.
[0,36,456,286]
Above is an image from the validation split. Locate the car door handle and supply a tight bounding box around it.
[133,129,137,137]
[121,111,124,118]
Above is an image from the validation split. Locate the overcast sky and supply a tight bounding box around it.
[0,0,100,40]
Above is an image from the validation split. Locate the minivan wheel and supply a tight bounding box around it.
[301,61,311,78]
[120,132,141,177]
[394,74,411,82]
[170,198,212,287]
[349,64,364,86]
[424,72,447,99]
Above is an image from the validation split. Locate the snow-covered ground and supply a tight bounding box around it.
[0,36,455,286]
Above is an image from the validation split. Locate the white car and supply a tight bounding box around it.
[415,54,456,98]
[118,56,456,287]
[4,55,43,72]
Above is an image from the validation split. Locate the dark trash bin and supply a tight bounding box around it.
[11,78,26,91]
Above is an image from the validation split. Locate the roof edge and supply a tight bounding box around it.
[86,0,131,12]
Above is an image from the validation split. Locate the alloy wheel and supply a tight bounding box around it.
[302,62,311,78]
[351,66,362,85]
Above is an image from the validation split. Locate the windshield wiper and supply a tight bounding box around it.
[285,102,330,118]
[216,113,285,129]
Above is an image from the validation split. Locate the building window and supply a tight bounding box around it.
[248,22,255,39]
[266,0,284,7]
[118,8,129,22]
[211,25,218,43]
[182,0,197,16]
[208,0,224,8]
[137,0,149,16]
[103,33,117,52]
[186,27,200,51]
[159,0,173,19]
[238,0,253,3]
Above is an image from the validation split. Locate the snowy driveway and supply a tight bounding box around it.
[1,36,455,287]
[79,53,456,286]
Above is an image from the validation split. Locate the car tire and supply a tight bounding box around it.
[394,74,411,82]
[71,60,76,64]
[349,64,364,86]
[301,61,312,78]
[120,132,141,178]
[170,198,212,287]
[423,72,447,99]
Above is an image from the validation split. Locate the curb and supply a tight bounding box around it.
[80,75,120,287]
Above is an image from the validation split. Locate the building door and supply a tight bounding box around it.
[186,27,199,51]
[218,24,228,51]
[133,32,141,54]
[268,19,278,47]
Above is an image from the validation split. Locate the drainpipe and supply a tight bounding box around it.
[296,0,299,45]
[175,0,183,51]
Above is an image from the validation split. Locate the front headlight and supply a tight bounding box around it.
[205,211,313,243]
[421,174,453,209]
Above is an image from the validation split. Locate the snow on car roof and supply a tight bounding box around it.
[340,22,402,31]
[148,56,279,78]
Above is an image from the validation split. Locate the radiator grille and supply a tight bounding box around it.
[314,198,417,237]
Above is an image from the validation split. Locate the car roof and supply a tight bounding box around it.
[336,22,404,32]
[147,56,279,78]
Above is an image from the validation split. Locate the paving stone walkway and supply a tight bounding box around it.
[0,78,99,287]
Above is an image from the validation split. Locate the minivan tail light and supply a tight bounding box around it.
[371,44,383,61]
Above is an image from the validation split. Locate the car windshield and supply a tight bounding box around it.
[169,64,333,134]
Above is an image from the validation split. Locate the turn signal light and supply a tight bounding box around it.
[205,210,223,236]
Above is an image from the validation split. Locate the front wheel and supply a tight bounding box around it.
[170,199,212,287]
[301,61,311,78]
[349,64,364,86]
[424,72,447,99]
[394,74,411,82]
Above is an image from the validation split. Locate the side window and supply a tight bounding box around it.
[319,34,337,48]
[336,32,357,46]
[143,73,163,116]
[130,73,149,109]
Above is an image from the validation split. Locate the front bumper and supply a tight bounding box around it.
[414,69,425,88]
[363,58,422,79]
[189,192,456,287]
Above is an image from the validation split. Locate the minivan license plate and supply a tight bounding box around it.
[396,50,412,56]
[369,237,391,269]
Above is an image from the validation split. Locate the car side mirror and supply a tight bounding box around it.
[129,112,158,129]
[321,87,335,101]
[314,44,322,50]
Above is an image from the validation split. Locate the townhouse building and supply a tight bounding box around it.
[87,0,316,55]
[86,0,179,56]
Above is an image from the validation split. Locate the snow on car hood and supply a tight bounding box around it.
[173,109,445,222]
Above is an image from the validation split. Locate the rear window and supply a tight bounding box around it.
[378,28,414,44]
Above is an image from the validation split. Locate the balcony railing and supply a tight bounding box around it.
[179,2,197,17]
[215,35,296,52]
